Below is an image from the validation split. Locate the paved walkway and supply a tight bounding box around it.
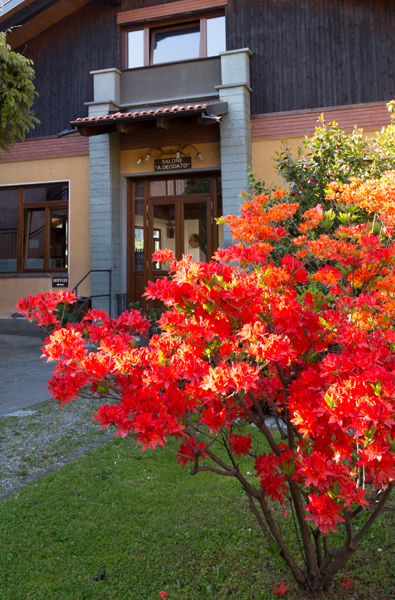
[0,334,53,417]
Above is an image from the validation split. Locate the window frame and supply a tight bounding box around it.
[123,10,225,69]
[0,183,69,275]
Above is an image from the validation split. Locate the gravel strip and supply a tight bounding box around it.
[0,396,115,495]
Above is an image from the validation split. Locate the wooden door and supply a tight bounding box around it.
[128,174,220,310]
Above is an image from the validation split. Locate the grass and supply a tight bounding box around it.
[0,430,394,600]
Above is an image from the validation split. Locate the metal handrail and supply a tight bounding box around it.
[72,269,112,322]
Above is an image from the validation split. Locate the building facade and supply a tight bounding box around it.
[0,0,394,321]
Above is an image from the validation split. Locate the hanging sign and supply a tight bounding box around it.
[52,276,69,288]
[154,157,192,171]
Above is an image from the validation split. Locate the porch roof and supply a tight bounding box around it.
[70,101,228,136]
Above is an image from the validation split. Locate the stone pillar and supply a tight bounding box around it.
[217,48,252,246]
[91,68,121,105]
[87,68,122,316]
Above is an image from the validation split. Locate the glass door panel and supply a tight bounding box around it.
[183,202,208,263]
[134,182,144,271]
[130,175,219,308]
[49,208,68,269]
[217,176,224,246]
[152,203,176,270]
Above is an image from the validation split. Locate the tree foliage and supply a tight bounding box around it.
[17,171,395,594]
[251,106,395,231]
[0,30,39,153]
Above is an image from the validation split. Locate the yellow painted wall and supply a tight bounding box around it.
[121,143,221,174]
[0,155,91,318]
[252,137,304,189]
[252,130,377,190]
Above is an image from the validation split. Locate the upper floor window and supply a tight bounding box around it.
[126,14,226,69]
[0,184,68,274]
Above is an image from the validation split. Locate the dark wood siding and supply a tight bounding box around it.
[16,0,187,137]
[16,0,120,137]
[16,0,395,136]
[226,0,395,115]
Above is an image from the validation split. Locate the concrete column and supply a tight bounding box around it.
[217,48,252,246]
[88,99,121,316]
[91,68,121,105]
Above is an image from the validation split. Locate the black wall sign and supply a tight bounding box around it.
[154,157,192,171]
[52,277,69,288]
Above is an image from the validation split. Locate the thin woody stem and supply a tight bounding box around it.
[255,491,306,584]
[312,528,323,567]
[324,484,393,579]
[243,490,274,544]
[246,391,281,456]
[352,484,393,546]
[288,479,319,577]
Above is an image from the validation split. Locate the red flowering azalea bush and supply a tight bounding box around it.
[16,171,395,594]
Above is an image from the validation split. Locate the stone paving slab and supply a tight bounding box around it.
[0,334,53,417]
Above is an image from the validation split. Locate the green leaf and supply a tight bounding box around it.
[202,301,215,315]
[338,212,349,225]
[324,392,336,409]
[0,31,39,153]
[281,459,295,476]
[364,426,377,444]
[267,541,282,558]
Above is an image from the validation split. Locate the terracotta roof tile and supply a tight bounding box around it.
[71,102,218,127]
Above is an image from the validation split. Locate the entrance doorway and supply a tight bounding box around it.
[128,173,222,308]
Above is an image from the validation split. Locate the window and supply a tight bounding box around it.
[126,14,226,69]
[0,184,69,274]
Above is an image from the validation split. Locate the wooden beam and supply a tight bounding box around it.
[116,121,155,133]
[197,116,218,125]
[79,125,116,137]
[117,0,228,25]
[156,118,186,130]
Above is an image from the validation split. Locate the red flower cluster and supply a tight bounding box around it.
[17,172,395,591]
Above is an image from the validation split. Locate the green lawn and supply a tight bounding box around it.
[0,433,394,600]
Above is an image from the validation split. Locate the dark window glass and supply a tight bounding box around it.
[24,185,69,203]
[0,189,18,272]
[150,181,168,197]
[128,29,145,69]
[0,184,69,273]
[152,24,200,64]
[49,208,68,269]
[25,210,45,269]
[181,178,211,194]
[134,181,144,199]
[150,178,210,196]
